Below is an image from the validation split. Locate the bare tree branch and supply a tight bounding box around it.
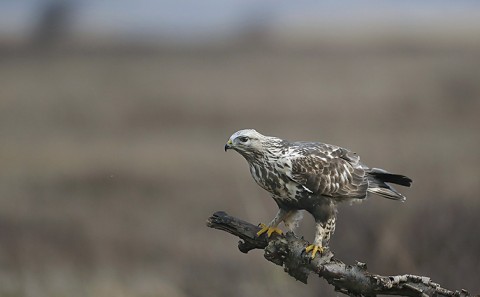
[206,211,476,297]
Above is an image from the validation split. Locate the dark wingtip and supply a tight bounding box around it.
[369,169,413,187]
[400,176,413,187]
[392,176,413,187]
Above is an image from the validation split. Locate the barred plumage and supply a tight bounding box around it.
[225,129,412,257]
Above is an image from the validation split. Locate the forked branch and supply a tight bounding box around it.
[207,211,475,297]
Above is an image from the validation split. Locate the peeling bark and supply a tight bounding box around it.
[207,211,476,297]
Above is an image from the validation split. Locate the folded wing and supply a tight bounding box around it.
[285,143,369,199]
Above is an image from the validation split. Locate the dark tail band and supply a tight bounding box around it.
[368,168,412,187]
[367,168,412,201]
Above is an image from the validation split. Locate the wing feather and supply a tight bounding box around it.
[285,143,368,199]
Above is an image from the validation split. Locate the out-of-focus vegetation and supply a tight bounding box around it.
[1,2,480,297]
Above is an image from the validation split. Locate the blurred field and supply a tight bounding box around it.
[1,34,480,297]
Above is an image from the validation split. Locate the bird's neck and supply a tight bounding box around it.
[245,138,287,165]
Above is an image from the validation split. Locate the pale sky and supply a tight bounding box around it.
[1,0,479,43]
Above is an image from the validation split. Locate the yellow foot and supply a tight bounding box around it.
[256,223,283,237]
[305,244,324,259]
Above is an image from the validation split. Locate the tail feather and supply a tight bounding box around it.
[368,187,406,201]
[367,168,412,201]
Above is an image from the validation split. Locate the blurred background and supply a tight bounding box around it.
[1,1,480,296]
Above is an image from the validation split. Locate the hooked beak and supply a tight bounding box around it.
[224,139,233,152]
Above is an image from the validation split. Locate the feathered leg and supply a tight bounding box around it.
[306,215,336,258]
[283,210,303,232]
[257,209,302,237]
[321,216,336,245]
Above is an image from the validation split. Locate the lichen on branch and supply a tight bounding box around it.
[207,211,474,297]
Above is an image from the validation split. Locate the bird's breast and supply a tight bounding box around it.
[249,163,302,200]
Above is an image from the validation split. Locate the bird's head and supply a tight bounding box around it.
[225,129,283,162]
[225,129,264,153]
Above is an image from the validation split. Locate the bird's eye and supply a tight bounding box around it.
[238,136,249,143]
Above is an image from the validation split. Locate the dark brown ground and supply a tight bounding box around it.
[0,34,479,297]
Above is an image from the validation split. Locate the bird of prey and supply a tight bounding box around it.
[225,129,412,258]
